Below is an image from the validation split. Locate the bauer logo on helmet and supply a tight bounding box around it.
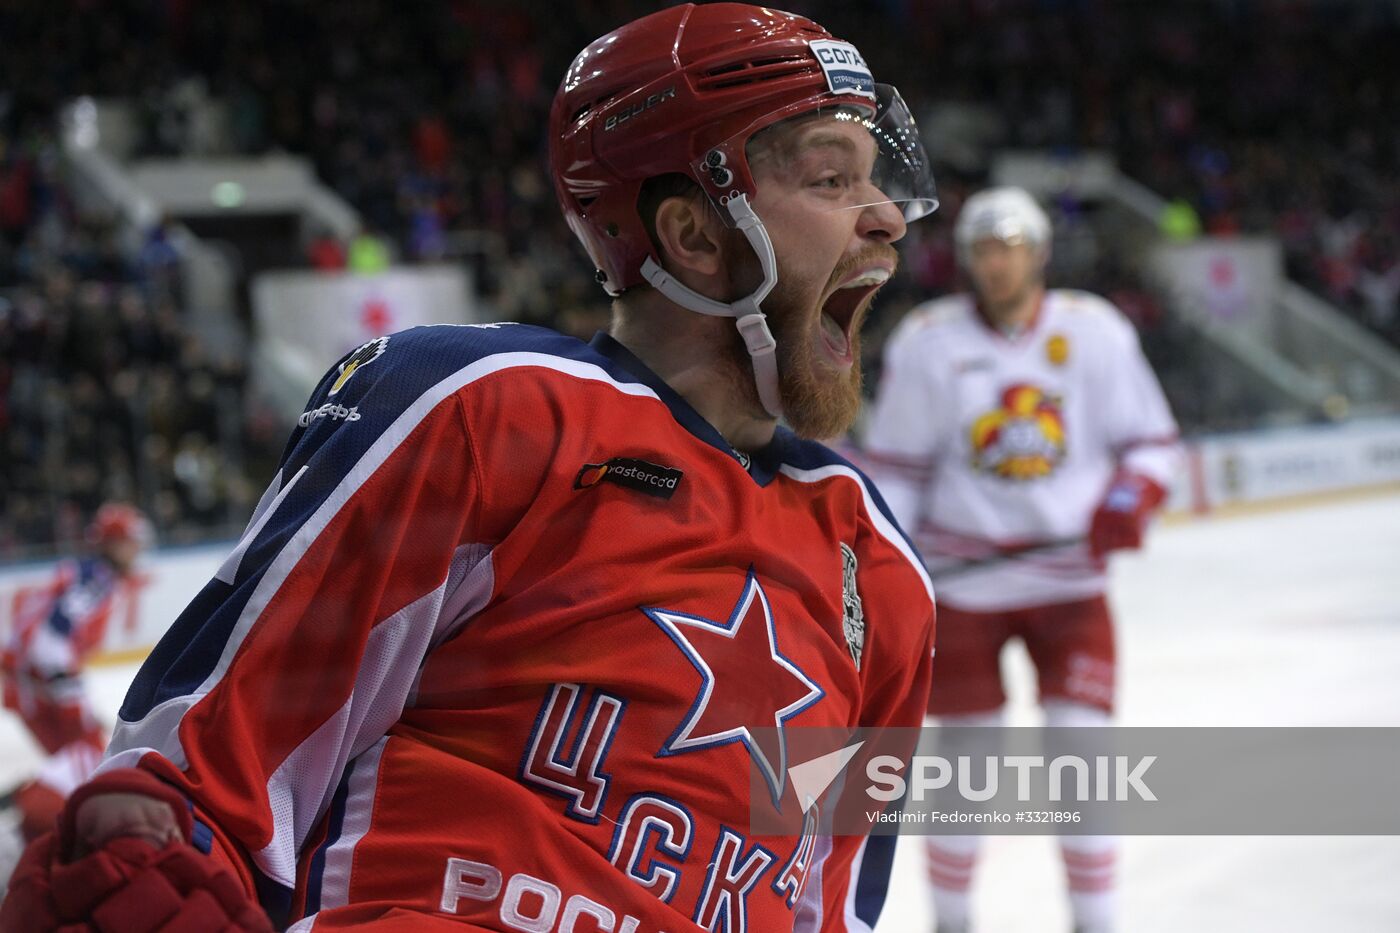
[603,85,677,133]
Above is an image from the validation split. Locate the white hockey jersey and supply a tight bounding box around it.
[863,290,1182,611]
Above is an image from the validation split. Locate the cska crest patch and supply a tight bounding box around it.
[839,543,865,670]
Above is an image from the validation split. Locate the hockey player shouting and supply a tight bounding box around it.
[2,5,937,931]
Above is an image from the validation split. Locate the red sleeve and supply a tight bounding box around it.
[103,380,494,898]
[818,502,936,930]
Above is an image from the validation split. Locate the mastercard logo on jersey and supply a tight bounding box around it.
[574,457,684,500]
[968,383,1066,480]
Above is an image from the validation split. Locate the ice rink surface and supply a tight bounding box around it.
[878,489,1400,933]
[2,491,1397,931]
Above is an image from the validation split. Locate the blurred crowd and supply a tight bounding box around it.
[0,133,280,558]
[1,0,1396,554]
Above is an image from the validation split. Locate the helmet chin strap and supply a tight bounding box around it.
[639,194,784,418]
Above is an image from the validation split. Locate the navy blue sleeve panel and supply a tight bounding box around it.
[119,323,597,723]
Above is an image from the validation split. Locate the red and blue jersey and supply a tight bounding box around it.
[104,324,936,931]
[5,557,127,684]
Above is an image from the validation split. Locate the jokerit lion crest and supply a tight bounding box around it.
[840,543,865,670]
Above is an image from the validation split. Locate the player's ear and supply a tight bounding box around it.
[653,189,725,278]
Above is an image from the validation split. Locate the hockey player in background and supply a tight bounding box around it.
[0,504,151,847]
[863,187,1182,933]
[2,5,938,931]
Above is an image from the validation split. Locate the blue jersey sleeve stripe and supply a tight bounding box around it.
[120,342,481,723]
[779,436,924,559]
[303,756,356,915]
[776,454,934,605]
[118,329,660,728]
[852,833,898,926]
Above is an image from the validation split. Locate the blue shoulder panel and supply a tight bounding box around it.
[778,432,922,558]
[120,324,604,721]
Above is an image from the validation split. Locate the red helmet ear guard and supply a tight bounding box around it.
[549,3,878,297]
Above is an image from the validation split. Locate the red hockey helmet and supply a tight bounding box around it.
[549,2,937,297]
[86,503,153,549]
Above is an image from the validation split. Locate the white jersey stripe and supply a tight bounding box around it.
[216,464,309,585]
[249,564,462,883]
[315,735,389,910]
[792,833,830,932]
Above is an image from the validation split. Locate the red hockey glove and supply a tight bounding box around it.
[12,781,66,843]
[0,768,271,933]
[1089,471,1167,560]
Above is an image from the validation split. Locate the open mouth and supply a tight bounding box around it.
[819,267,891,365]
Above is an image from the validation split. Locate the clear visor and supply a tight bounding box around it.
[694,83,939,224]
